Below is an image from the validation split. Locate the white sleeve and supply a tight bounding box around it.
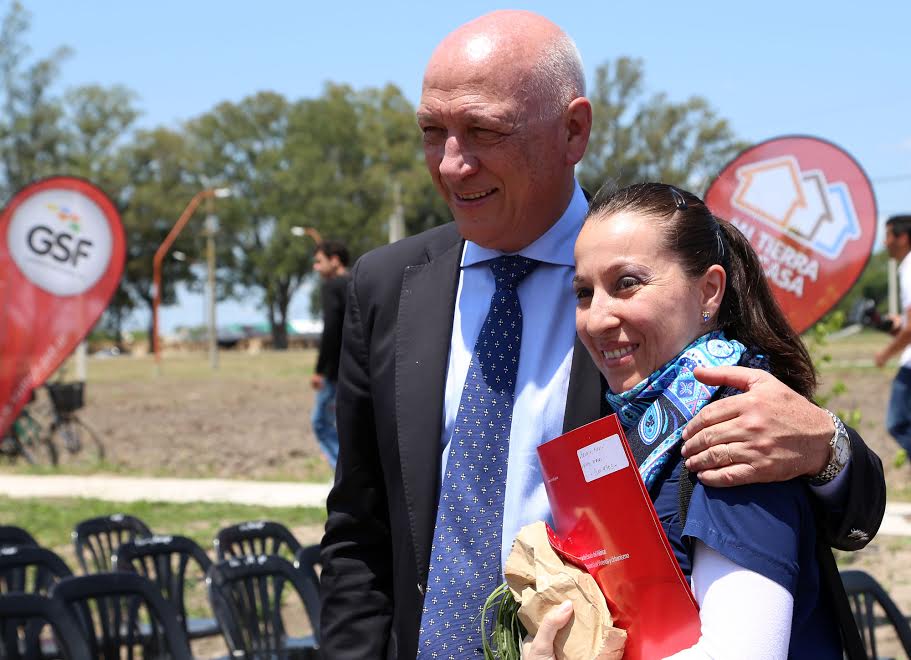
[662,541,793,660]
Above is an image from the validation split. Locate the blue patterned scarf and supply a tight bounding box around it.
[605,331,746,491]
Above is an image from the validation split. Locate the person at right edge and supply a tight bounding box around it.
[319,10,885,659]
[528,183,859,659]
[875,214,911,458]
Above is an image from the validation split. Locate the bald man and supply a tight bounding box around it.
[320,11,884,658]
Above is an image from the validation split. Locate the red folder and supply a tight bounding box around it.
[537,414,701,659]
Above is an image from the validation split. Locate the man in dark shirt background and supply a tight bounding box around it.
[311,240,350,469]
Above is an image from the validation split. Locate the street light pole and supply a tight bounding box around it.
[205,202,219,370]
[152,186,232,368]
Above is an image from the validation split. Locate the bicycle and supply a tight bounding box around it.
[0,393,48,465]
[42,382,105,467]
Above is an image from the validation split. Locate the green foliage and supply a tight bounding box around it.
[806,311,861,426]
[579,57,746,193]
[187,83,442,347]
[482,582,526,660]
[832,249,890,320]
[0,1,71,198]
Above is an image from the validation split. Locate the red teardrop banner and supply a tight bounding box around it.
[705,135,877,333]
[0,176,125,435]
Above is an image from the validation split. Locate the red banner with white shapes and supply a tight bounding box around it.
[705,135,877,334]
[0,176,125,435]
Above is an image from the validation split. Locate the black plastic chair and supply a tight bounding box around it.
[72,513,152,574]
[214,520,303,563]
[0,545,73,595]
[207,555,320,659]
[842,569,911,659]
[113,534,221,641]
[293,544,321,627]
[0,525,38,548]
[50,571,193,660]
[0,593,91,660]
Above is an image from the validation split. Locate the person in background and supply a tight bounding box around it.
[875,214,911,456]
[319,10,885,659]
[310,239,350,469]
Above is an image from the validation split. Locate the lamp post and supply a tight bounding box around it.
[152,186,232,367]
[204,209,219,370]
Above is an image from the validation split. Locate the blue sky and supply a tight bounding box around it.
[21,1,911,332]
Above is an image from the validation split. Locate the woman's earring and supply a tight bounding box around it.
[702,311,711,323]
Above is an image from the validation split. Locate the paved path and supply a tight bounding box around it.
[2,474,909,537]
[0,475,332,508]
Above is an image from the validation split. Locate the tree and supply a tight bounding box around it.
[115,127,200,350]
[189,84,441,349]
[62,84,142,345]
[579,57,746,193]
[63,83,140,184]
[0,1,71,199]
[188,91,303,349]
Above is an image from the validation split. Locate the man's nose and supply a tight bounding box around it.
[438,136,477,180]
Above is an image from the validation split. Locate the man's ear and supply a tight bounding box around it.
[701,264,726,316]
[564,97,592,166]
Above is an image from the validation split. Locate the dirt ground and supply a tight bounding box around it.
[13,335,911,657]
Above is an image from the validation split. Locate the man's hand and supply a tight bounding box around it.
[311,373,325,390]
[875,349,890,368]
[680,366,833,487]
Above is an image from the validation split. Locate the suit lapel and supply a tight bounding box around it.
[563,335,606,433]
[395,239,462,583]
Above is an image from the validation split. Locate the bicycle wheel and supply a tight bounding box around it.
[11,414,54,465]
[45,416,105,468]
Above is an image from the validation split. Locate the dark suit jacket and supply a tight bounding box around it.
[319,222,886,659]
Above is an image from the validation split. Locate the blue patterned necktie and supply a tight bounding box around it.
[417,255,539,659]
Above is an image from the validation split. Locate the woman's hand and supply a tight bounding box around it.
[521,600,574,660]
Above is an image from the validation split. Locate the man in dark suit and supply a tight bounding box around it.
[320,10,885,659]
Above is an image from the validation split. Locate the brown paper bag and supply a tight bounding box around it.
[505,521,626,660]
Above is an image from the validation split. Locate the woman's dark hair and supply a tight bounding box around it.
[585,182,817,398]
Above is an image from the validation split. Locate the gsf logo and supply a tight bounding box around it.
[26,225,93,267]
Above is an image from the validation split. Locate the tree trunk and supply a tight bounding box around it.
[269,281,291,350]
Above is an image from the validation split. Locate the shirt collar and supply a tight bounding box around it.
[461,180,588,268]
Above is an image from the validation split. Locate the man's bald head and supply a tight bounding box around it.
[425,10,585,121]
[417,11,591,251]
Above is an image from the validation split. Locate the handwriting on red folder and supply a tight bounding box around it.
[537,414,701,660]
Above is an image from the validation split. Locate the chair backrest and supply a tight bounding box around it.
[113,534,213,636]
[0,525,38,548]
[0,592,91,660]
[50,571,192,660]
[0,545,73,596]
[207,554,321,655]
[72,513,152,573]
[294,544,321,624]
[214,520,302,562]
[841,569,911,658]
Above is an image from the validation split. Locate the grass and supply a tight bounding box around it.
[0,495,327,552]
[80,349,317,383]
[0,457,334,482]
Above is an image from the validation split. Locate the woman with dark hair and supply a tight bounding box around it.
[529,182,847,658]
